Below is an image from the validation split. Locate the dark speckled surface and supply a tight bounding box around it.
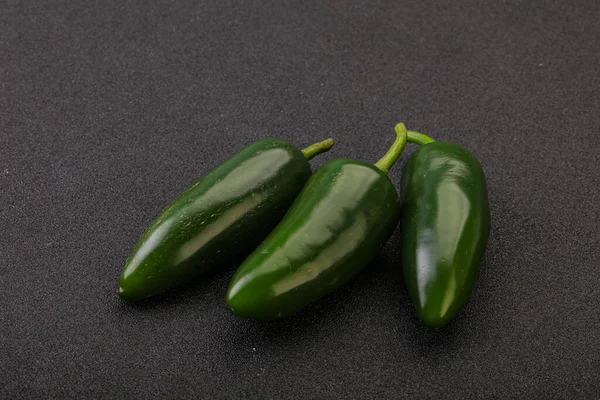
[2,0,599,398]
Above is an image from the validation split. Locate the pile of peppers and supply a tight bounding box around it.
[119,123,490,328]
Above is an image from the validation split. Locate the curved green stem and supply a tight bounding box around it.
[374,123,408,174]
[407,130,436,146]
[302,138,335,160]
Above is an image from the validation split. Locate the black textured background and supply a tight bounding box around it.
[2,1,599,398]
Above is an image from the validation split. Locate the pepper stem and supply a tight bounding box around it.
[407,130,436,146]
[374,123,408,174]
[301,138,335,160]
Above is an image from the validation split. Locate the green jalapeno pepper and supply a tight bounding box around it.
[401,129,490,328]
[118,137,334,302]
[226,124,410,319]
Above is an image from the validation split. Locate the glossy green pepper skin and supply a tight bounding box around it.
[401,142,490,328]
[119,138,332,302]
[226,159,401,319]
[225,121,413,321]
